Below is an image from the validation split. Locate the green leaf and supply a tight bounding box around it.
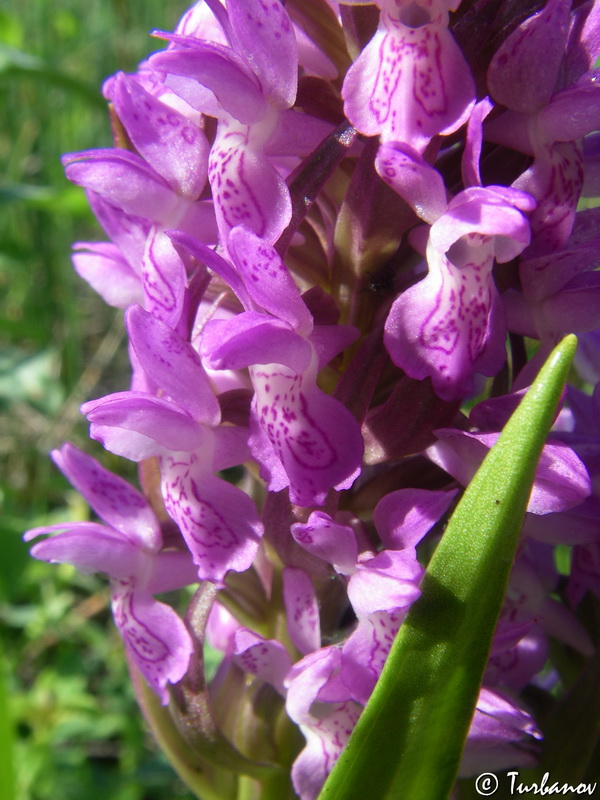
[320,335,578,800]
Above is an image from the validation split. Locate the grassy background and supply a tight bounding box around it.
[0,2,194,798]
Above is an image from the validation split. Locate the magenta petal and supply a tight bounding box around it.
[167,230,252,308]
[373,488,458,550]
[228,227,313,334]
[487,0,571,113]
[461,97,494,188]
[375,142,448,224]
[291,511,359,575]
[342,13,475,151]
[341,610,405,705]
[148,550,199,594]
[539,70,600,142]
[72,242,143,309]
[149,41,268,124]
[429,429,591,514]
[108,72,209,198]
[233,629,292,695]
[63,149,180,221]
[250,365,363,506]
[308,325,359,371]
[83,393,207,455]
[161,454,263,583]
[112,582,193,704]
[290,701,361,800]
[202,314,313,373]
[228,0,297,108]
[283,567,321,655]
[29,525,144,579]
[209,119,292,244]
[51,443,161,549]
[141,229,186,328]
[459,688,541,776]
[384,247,506,401]
[348,550,423,617]
[126,305,220,424]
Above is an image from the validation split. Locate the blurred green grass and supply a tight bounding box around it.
[0,2,194,798]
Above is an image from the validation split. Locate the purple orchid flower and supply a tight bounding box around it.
[484,0,600,257]
[175,225,364,507]
[383,185,535,401]
[81,304,263,584]
[25,444,196,704]
[149,0,331,247]
[341,0,475,153]
[62,73,218,327]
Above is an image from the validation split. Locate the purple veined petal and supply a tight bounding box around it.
[459,688,541,777]
[373,488,458,550]
[249,362,364,506]
[285,648,360,800]
[285,646,343,722]
[539,70,600,142]
[201,313,313,373]
[341,609,406,705]
[62,149,180,221]
[233,629,292,695]
[83,392,207,456]
[72,242,144,309]
[291,511,359,575]
[513,140,584,257]
[461,97,494,188]
[487,0,571,113]
[126,304,220,425]
[160,452,263,583]
[141,228,186,328]
[51,443,161,549]
[149,40,268,124]
[375,142,448,224]
[227,0,297,109]
[384,242,507,401]
[283,567,321,656]
[111,581,193,704]
[108,72,209,199]
[28,524,146,579]
[348,550,423,617]
[228,226,313,334]
[291,701,362,800]
[208,116,292,245]
[342,10,475,152]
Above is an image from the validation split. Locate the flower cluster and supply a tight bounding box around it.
[27,1,600,798]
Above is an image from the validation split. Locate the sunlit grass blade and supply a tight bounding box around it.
[320,335,578,800]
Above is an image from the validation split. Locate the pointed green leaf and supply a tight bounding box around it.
[320,335,578,800]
